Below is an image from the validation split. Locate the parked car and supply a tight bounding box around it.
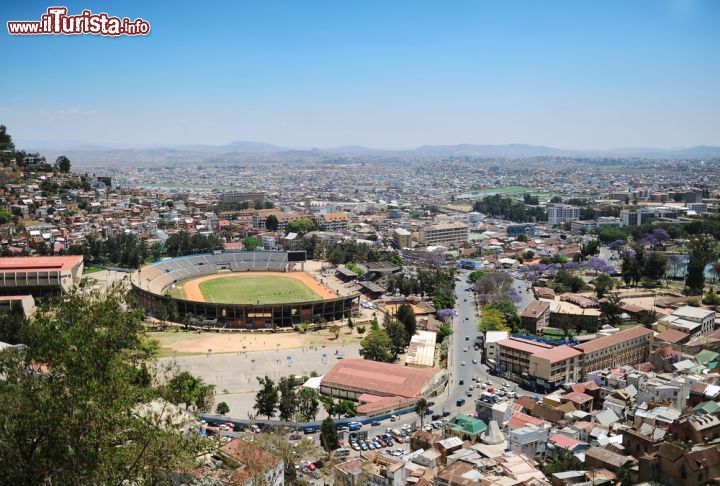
[371,420,381,426]
[456,399,465,406]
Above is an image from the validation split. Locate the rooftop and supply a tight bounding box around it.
[0,255,83,272]
[321,359,441,398]
[573,326,653,354]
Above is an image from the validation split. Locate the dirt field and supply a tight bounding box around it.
[150,327,363,355]
[171,271,336,302]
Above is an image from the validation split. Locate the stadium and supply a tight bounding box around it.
[130,251,359,330]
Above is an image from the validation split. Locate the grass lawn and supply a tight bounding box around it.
[199,275,321,304]
[83,266,104,274]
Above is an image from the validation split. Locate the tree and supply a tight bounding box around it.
[415,398,429,427]
[254,375,278,420]
[685,236,716,295]
[296,387,320,422]
[216,401,230,415]
[150,241,164,261]
[359,328,394,362]
[165,371,215,412]
[356,325,366,336]
[0,285,195,484]
[599,293,623,326]
[329,324,341,340]
[516,233,528,242]
[638,310,658,329]
[479,307,510,333]
[594,274,615,299]
[437,324,453,343]
[580,239,601,259]
[265,214,279,231]
[540,449,582,476]
[347,317,354,334]
[320,417,339,453]
[383,319,407,358]
[643,252,667,282]
[0,300,25,344]
[278,376,298,422]
[55,155,71,172]
[396,303,417,344]
[243,235,261,250]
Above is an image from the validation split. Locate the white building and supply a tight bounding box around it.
[658,306,716,340]
[547,204,581,226]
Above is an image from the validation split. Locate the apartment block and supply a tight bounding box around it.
[547,204,581,226]
[574,326,654,373]
[418,222,469,247]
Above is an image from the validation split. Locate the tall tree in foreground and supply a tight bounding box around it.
[0,285,196,485]
[254,375,278,420]
[320,417,339,453]
[415,398,429,427]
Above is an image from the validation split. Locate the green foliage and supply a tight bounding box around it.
[516,234,528,242]
[278,376,299,422]
[600,292,623,326]
[296,387,320,422]
[437,324,453,343]
[149,241,164,261]
[468,270,488,283]
[346,262,365,275]
[265,214,279,231]
[703,291,720,306]
[472,194,547,223]
[580,239,601,259]
[594,273,615,299]
[165,371,215,412]
[215,401,230,415]
[54,155,71,172]
[0,285,196,484]
[0,300,25,344]
[433,294,455,310]
[484,301,520,331]
[415,398,428,426]
[254,375,278,420]
[479,307,511,333]
[0,209,12,224]
[554,268,586,293]
[360,328,394,362]
[685,236,717,294]
[320,417,339,452]
[163,231,222,258]
[383,319,408,358]
[396,303,417,343]
[287,218,317,234]
[243,235,261,250]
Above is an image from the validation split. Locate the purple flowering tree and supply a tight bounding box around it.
[436,308,454,322]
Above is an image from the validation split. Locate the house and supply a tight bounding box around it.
[444,415,487,442]
[639,443,720,485]
[520,300,551,333]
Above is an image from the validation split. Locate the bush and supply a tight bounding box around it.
[703,292,720,306]
[686,298,700,307]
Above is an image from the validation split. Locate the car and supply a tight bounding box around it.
[368,442,376,450]
[461,361,466,366]
[351,442,360,451]
[390,415,398,422]
[336,424,348,430]
[481,382,487,388]
[458,379,464,385]
[402,423,411,430]
[463,347,468,352]
[374,441,383,449]
[307,463,317,471]
[469,385,474,391]
[503,381,510,387]
[304,426,317,434]
[463,298,467,302]
[432,414,441,421]
[507,391,517,399]
[456,399,466,406]
[371,420,381,426]
[472,359,477,364]
[391,428,402,436]
[360,442,368,451]
[424,424,433,431]
[311,471,321,479]
[486,381,493,386]
[465,336,470,341]
[349,424,361,431]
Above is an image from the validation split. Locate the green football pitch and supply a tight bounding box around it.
[196,275,321,304]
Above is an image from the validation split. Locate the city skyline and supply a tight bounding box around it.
[2,0,719,149]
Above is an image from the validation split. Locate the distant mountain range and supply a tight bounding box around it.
[16,139,720,165]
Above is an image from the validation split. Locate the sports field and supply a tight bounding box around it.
[168,271,334,304]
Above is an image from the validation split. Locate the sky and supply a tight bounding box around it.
[1,0,719,149]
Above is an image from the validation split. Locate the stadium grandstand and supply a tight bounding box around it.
[0,256,84,296]
[130,251,359,330]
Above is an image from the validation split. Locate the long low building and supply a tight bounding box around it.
[0,256,84,296]
[320,359,447,407]
[496,326,654,392]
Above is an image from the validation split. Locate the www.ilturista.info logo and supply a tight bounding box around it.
[7,7,150,36]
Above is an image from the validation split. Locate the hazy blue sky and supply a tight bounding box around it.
[1,0,719,149]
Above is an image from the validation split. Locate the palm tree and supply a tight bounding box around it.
[415,398,428,427]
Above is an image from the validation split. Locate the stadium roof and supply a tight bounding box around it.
[0,256,83,272]
[321,359,441,398]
